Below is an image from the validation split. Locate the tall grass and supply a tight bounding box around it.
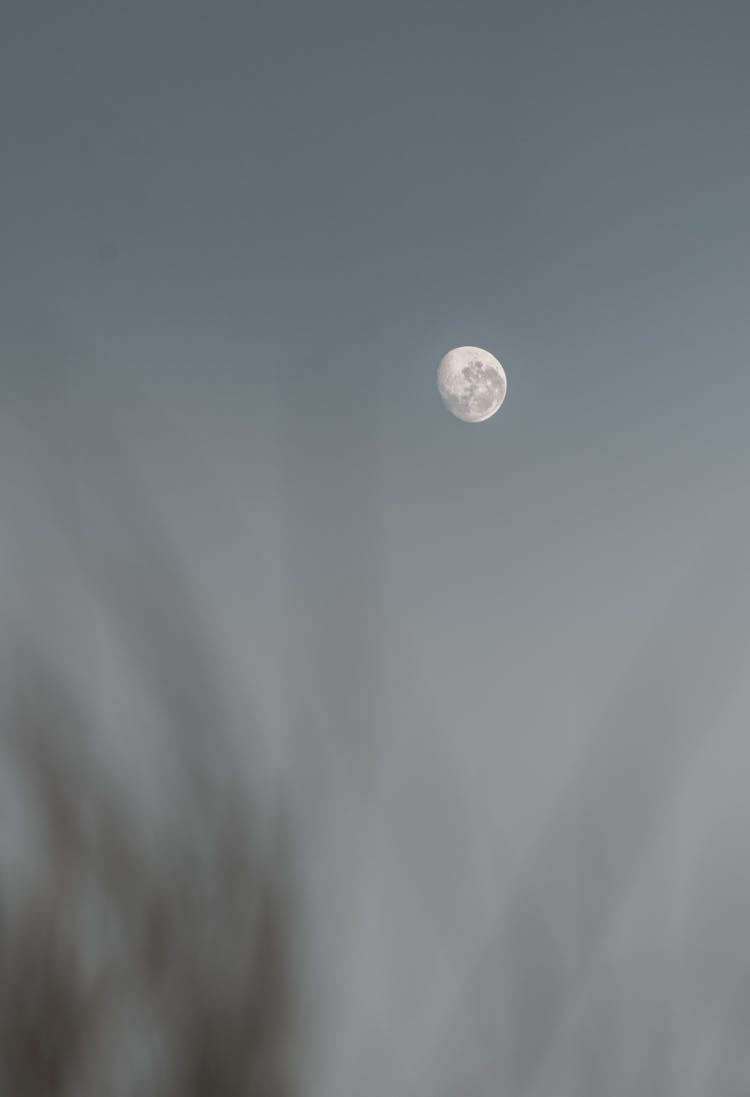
[0,518,295,1095]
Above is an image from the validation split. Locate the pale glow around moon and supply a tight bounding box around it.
[437,346,507,423]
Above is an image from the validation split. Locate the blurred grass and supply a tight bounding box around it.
[0,516,296,1095]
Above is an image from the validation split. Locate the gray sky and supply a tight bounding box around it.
[3,2,750,1094]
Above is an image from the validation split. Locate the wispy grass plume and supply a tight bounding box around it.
[0,500,295,1096]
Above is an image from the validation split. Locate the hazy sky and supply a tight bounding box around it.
[3,2,750,1094]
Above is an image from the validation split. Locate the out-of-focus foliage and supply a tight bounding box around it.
[0,515,295,1096]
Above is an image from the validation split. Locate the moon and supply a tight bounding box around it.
[437,346,507,423]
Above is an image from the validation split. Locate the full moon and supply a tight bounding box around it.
[437,346,507,423]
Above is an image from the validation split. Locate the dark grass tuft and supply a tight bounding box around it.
[0,525,296,1096]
